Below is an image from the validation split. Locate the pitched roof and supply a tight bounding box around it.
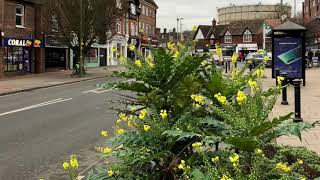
[265,19,282,29]
[198,25,212,37]
[217,20,264,36]
[143,0,158,8]
[273,21,307,31]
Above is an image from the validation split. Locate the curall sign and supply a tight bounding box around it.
[4,37,44,47]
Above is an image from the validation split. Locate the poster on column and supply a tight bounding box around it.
[274,37,303,79]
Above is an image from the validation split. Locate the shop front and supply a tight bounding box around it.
[221,44,237,56]
[140,35,158,58]
[3,37,44,73]
[128,36,140,60]
[107,35,128,66]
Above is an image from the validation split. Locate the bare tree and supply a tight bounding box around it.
[276,3,292,19]
[44,0,126,76]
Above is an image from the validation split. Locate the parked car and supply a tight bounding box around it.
[245,52,264,67]
[265,52,272,68]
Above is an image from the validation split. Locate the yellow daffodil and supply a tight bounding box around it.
[214,93,227,105]
[257,49,265,53]
[229,153,240,167]
[139,29,144,33]
[212,156,219,163]
[236,90,247,105]
[116,128,125,135]
[277,76,285,86]
[301,177,306,180]
[143,125,151,132]
[264,56,270,61]
[192,25,198,31]
[111,47,117,52]
[119,56,126,63]
[172,51,180,59]
[298,159,304,165]
[103,148,113,155]
[178,160,186,170]
[248,79,258,91]
[178,164,184,170]
[70,155,78,169]
[232,52,237,63]
[63,162,69,170]
[119,113,128,121]
[160,110,168,119]
[100,130,108,137]
[275,162,292,173]
[108,169,114,177]
[221,174,232,180]
[134,60,142,68]
[139,109,148,120]
[255,68,265,78]
[129,44,136,51]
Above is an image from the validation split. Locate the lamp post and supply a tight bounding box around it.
[179,18,183,42]
[79,0,84,75]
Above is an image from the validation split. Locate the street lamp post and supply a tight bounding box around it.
[80,0,84,75]
[180,18,183,42]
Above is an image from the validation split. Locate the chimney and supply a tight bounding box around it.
[173,28,176,33]
[164,28,167,34]
[212,18,217,28]
[156,28,161,35]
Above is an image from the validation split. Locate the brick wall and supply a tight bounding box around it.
[218,34,263,49]
[304,0,320,24]
[139,1,156,35]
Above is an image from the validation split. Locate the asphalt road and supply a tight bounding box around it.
[0,77,125,180]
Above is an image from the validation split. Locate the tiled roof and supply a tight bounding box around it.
[273,21,307,31]
[265,19,282,29]
[218,20,264,36]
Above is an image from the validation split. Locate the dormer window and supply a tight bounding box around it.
[243,29,252,43]
[130,3,137,15]
[224,30,232,43]
[116,0,122,9]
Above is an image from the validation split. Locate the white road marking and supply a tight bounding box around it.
[0,98,73,117]
[82,88,112,94]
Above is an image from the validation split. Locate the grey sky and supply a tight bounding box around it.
[155,0,303,31]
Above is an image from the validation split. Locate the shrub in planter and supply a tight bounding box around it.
[66,43,319,180]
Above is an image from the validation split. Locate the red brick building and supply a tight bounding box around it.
[303,0,320,50]
[0,0,45,77]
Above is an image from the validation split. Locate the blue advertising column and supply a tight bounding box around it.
[272,21,307,86]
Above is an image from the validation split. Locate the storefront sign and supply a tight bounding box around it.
[4,37,44,48]
[274,37,303,79]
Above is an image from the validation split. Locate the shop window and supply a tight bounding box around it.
[243,29,252,43]
[224,31,232,43]
[85,48,98,63]
[16,4,25,27]
[4,47,31,72]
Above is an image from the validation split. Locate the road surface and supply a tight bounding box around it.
[0,77,124,180]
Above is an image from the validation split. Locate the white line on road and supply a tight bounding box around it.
[0,98,73,117]
[82,88,112,94]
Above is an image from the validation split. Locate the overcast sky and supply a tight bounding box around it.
[155,0,303,32]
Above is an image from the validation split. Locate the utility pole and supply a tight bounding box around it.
[180,18,183,42]
[294,0,297,17]
[80,0,84,75]
[176,18,179,43]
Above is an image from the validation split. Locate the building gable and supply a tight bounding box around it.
[195,29,205,40]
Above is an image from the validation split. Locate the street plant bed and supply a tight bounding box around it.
[62,43,320,180]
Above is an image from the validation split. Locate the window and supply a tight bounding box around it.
[130,3,136,15]
[224,30,232,43]
[116,20,121,33]
[142,5,145,15]
[116,0,122,9]
[85,48,98,63]
[16,4,24,27]
[145,7,148,16]
[313,0,316,7]
[51,15,59,32]
[131,22,135,36]
[243,29,252,43]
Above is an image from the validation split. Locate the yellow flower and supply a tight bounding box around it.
[111,47,117,52]
[139,29,144,33]
[116,119,122,124]
[100,130,108,137]
[257,49,265,53]
[103,148,113,155]
[63,162,69,170]
[214,93,227,105]
[298,159,304,165]
[178,164,184,170]
[301,177,306,180]
[116,128,125,135]
[212,156,220,163]
[248,79,258,91]
[172,51,180,58]
[277,76,285,86]
[192,142,203,149]
[178,160,186,170]
[70,155,78,169]
[232,52,237,63]
[220,174,232,180]
[119,56,126,63]
[143,125,151,132]
[229,153,239,167]
[255,68,265,78]
[192,25,198,31]
[236,90,247,105]
[139,109,148,120]
[255,149,263,156]
[264,56,270,61]
[167,42,176,50]
[129,44,136,51]
[160,110,168,119]
[135,60,142,68]
[108,169,114,177]
[128,120,135,128]
[276,162,292,173]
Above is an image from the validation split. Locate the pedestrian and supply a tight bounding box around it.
[307,50,314,68]
[315,50,320,67]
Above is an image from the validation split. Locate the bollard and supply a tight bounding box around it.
[280,72,288,105]
[225,61,228,73]
[292,79,303,123]
[228,60,231,71]
[234,61,237,69]
[249,63,253,72]
[275,68,280,86]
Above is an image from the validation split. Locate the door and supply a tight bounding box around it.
[99,49,107,66]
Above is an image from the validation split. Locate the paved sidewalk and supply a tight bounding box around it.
[263,68,320,154]
[0,66,125,96]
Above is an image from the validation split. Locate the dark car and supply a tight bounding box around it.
[245,52,264,67]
